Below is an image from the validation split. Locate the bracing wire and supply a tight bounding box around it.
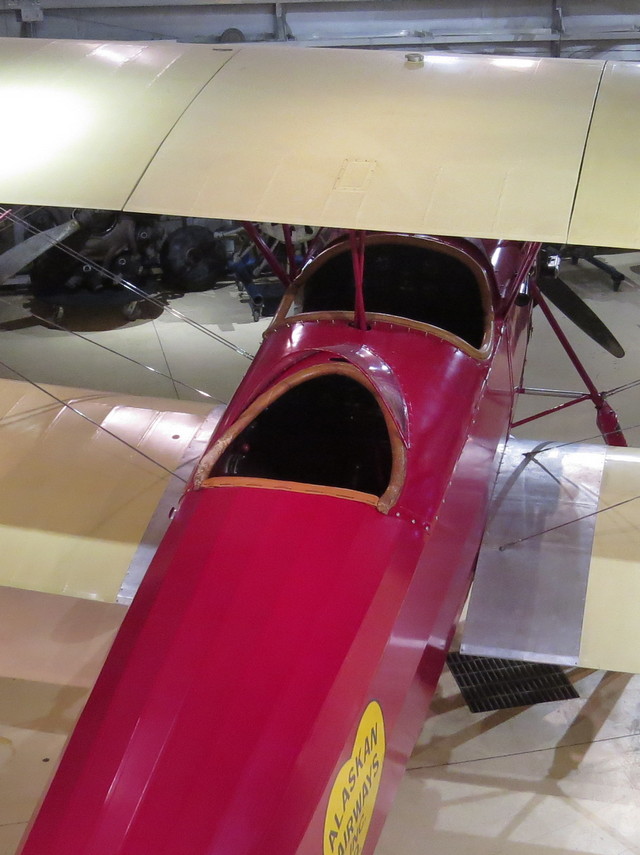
[0,357,189,483]
[0,206,246,475]
[499,490,640,551]
[0,207,255,361]
[0,293,221,403]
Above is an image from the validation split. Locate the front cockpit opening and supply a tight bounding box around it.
[292,241,488,349]
[209,374,393,498]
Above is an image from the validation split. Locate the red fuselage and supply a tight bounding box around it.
[19,235,537,855]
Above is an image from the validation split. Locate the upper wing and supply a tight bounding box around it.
[1,40,640,246]
[462,437,640,674]
[0,377,220,603]
[0,39,235,213]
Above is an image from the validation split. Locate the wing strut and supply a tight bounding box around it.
[516,279,627,446]
[349,229,368,332]
[240,222,293,289]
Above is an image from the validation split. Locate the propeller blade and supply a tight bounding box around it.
[537,274,625,359]
[0,218,81,285]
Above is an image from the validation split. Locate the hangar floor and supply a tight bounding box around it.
[1,255,640,855]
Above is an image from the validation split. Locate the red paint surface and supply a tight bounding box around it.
[19,237,536,855]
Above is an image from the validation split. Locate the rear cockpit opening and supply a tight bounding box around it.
[289,241,488,349]
[208,374,393,498]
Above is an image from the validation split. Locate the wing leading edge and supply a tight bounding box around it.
[1,40,640,247]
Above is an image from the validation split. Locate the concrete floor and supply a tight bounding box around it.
[1,255,640,855]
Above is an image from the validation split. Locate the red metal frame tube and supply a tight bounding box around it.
[530,279,601,399]
[511,393,592,428]
[281,224,299,278]
[529,279,627,446]
[349,229,368,331]
[241,222,293,289]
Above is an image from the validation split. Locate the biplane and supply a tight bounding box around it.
[1,37,640,855]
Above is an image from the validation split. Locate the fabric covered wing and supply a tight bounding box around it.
[0,378,219,602]
[569,61,640,248]
[126,48,602,242]
[0,39,236,210]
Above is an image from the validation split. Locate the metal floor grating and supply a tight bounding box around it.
[447,653,579,713]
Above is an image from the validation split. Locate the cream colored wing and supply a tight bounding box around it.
[2,39,639,247]
[569,61,640,248]
[0,38,237,210]
[0,378,219,603]
[462,438,640,674]
[579,447,640,672]
[126,49,603,243]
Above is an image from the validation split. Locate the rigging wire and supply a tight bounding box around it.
[502,373,640,548]
[0,208,255,361]
[0,293,220,403]
[0,357,189,483]
[0,207,257,476]
[499,490,640,551]
[500,429,640,549]
[0,205,50,239]
[604,377,640,397]
[522,420,640,455]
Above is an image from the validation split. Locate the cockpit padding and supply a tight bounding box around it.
[210,374,393,497]
[301,244,485,347]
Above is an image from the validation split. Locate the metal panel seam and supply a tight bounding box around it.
[122,46,240,213]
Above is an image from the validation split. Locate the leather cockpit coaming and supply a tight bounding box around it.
[270,234,495,358]
[194,363,406,512]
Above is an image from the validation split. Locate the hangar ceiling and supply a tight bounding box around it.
[1,0,640,60]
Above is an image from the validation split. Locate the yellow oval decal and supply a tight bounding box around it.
[323,701,386,855]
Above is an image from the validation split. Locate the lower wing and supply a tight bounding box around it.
[463,436,640,674]
[0,377,220,603]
